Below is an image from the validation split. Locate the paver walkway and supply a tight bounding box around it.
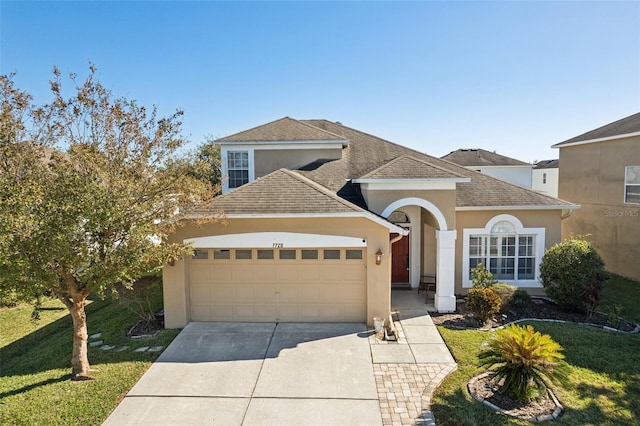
[369,290,458,426]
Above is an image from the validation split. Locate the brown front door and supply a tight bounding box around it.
[391,234,410,283]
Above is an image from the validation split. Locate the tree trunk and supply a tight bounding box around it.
[68,297,94,381]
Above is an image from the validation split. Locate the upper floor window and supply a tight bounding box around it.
[542,173,547,184]
[625,166,640,204]
[228,151,249,189]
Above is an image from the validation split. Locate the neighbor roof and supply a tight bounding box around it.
[216,116,348,143]
[441,148,530,167]
[553,112,640,147]
[534,159,559,169]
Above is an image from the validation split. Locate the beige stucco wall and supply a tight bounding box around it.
[454,209,563,295]
[364,189,457,230]
[254,149,342,178]
[163,216,393,328]
[558,136,640,281]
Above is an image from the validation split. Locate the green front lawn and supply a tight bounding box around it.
[432,275,640,425]
[0,297,179,425]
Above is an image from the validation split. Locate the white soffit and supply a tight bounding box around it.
[185,232,368,248]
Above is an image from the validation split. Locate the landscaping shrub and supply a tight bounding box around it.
[466,287,502,325]
[478,324,569,402]
[540,236,608,312]
[471,263,497,288]
[489,283,517,313]
[511,288,531,308]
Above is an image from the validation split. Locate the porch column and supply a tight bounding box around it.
[435,230,457,312]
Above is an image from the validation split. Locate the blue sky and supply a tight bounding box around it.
[2,1,639,162]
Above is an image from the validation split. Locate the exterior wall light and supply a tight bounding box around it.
[375,249,383,266]
[167,257,175,267]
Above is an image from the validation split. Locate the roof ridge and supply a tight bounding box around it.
[217,116,348,142]
[215,116,291,141]
[295,119,350,141]
[279,168,366,213]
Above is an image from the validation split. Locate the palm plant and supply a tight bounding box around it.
[478,324,569,401]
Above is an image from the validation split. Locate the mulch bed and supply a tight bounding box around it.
[430,297,638,333]
[468,373,560,421]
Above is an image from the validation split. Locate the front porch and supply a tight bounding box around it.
[391,287,437,313]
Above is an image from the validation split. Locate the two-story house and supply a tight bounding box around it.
[163,117,576,328]
[532,159,559,198]
[441,148,533,188]
[553,112,640,281]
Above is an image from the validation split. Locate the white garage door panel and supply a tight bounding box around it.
[188,248,366,322]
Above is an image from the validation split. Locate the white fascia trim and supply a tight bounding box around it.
[468,165,533,169]
[552,131,640,148]
[217,139,348,147]
[185,232,367,248]
[355,179,468,191]
[184,212,409,235]
[456,204,580,211]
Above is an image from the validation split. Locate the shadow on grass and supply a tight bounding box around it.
[0,298,176,379]
[429,387,514,426]
[0,374,69,399]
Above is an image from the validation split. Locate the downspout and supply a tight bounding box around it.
[386,229,409,341]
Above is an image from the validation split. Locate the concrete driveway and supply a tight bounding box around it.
[103,322,382,426]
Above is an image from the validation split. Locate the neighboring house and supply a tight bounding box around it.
[163,117,576,328]
[441,148,533,189]
[553,112,640,281]
[532,159,559,198]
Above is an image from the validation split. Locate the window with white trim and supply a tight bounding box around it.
[227,151,249,188]
[469,221,536,280]
[464,217,543,287]
[625,166,640,204]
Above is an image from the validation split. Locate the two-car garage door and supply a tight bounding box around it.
[188,247,366,322]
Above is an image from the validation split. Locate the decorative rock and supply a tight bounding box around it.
[89,332,102,339]
[134,346,150,352]
[89,340,104,347]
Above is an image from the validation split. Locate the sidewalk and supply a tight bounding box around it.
[369,290,457,426]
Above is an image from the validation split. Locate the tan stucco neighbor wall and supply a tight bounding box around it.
[558,136,640,281]
[163,217,393,328]
[454,209,563,295]
[254,149,342,178]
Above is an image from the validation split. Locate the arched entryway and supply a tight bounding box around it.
[381,198,456,312]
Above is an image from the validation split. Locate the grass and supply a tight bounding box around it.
[431,274,640,426]
[0,293,179,425]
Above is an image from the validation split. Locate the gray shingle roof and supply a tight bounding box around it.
[553,112,640,146]
[216,116,348,143]
[296,119,572,209]
[441,148,530,167]
[198,168,366,215]
[358,155,467,180]
[534,159,559,169]
[207,117,575,214]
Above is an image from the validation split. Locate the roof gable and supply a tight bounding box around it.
[358,155,467,180]
[200,168,365,215]
[216,117,348,143]
[553,112,640,147]
[441,148,530,167]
